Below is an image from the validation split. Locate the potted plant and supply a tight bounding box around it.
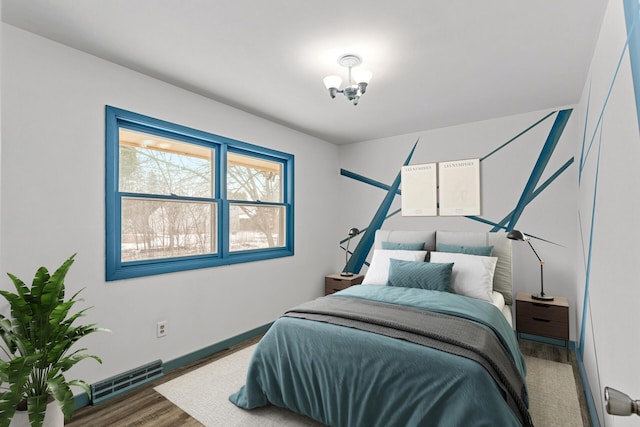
[0,254,108,427]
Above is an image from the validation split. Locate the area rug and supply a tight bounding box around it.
[155,344,583,426]
[524,355,584,427]
[155,344,322,426]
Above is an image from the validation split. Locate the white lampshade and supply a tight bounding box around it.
[353,69,373,84]
[323,75,342,89]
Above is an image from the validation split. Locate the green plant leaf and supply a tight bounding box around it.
[26,394,48,427]
[0,290,33,337]
[39,280,64,314]
[0,253,107,425]
[48,254,76,303]
[0,355,41,426]
[0,393,20,427]
[67,379,91,397]
[49,300,76,326]
[6,273,30,303]
[0,318,18,354]
[29,267,50,302]
[59,352,102,372]
[47,375,74,421]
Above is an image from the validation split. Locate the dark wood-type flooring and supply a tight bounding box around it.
[66,336,261,427]
[66,337,590,426]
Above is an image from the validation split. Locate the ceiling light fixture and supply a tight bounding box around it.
[323,54,372,106]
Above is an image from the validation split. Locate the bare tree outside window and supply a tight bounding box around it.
[227,153,285,251]
[119,129,215,262]
[106,106,294,280]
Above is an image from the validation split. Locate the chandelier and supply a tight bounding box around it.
[323,54,373,106]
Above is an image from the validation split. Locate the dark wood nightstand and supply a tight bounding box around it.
[516,292,569,359]
[324,273,364,295]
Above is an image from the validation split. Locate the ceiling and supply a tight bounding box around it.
[2,1,608,145]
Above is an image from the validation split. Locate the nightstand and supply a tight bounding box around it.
[516,292,569,360]
[324,273,364,295]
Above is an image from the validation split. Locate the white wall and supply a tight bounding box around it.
[5,7,632,426]
[575,1,640,425]
[338,108,578,338]
[0,10,3,280]
[0,23,340,385]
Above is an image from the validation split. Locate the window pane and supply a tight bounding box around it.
[119,129,214,197]
[122,197,216,262]
[227,152,282,202]
[229,204,285,251]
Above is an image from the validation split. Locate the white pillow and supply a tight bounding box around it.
[362,249,428,285]
[429,251,497,302]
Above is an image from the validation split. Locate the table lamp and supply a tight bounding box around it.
[507,229,553,301]
[341,227,360,276]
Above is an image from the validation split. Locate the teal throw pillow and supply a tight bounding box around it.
[387,258,454,291]
[381,241,425,250]
[438,243,493,256]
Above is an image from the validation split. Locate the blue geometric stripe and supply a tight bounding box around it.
[579,118,604,355]
[507,109,572,231]
[345,140,419,274]
[339,209,402,245]
[481,111,556,161]
[465,216,504,229]
[338,110,574,272]
[578,82,591,187]
[624,0,640,134]
[341,155,573,239]
[580,5,638,178]
[487,157,574,232]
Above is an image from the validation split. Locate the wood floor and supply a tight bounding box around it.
[66,336,261,427]
[67,337,590,427]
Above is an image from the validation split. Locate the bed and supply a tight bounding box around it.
[230,230,532,426]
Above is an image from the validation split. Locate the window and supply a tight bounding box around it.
[106,106,294,280]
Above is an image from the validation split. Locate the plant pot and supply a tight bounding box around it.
[8,401,64,427]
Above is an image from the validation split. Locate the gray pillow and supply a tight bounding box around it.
[438,243,493,256]
[381,241,425,250]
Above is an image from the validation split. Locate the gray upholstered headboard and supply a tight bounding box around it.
[374,230,513,305]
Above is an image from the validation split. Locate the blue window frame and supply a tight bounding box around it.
[105,106,294,280]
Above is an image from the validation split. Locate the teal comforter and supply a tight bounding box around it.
[230,285,528,426]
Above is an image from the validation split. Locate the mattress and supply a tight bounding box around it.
[489,290,513,327]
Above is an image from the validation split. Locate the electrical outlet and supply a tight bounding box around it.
[157,320,167,338]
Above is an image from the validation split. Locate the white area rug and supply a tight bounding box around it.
[155,345,322,426]
[525,356,584,427]
[155,345,583,427]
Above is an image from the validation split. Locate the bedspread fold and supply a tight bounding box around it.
[230,286,531,427]
[284,296,532,427]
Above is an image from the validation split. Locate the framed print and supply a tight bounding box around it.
[401,163,437,216]
[438,158,481,216]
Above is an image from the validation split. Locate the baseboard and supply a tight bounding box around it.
[575,346,601,427]
[73,322,272,410]
[163,322,272,373]
[517,332,576,349]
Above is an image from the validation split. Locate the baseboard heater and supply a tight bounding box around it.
[90,359,163,405]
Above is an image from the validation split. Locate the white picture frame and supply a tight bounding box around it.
[401,163,438,216]
[438,158,481,216]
